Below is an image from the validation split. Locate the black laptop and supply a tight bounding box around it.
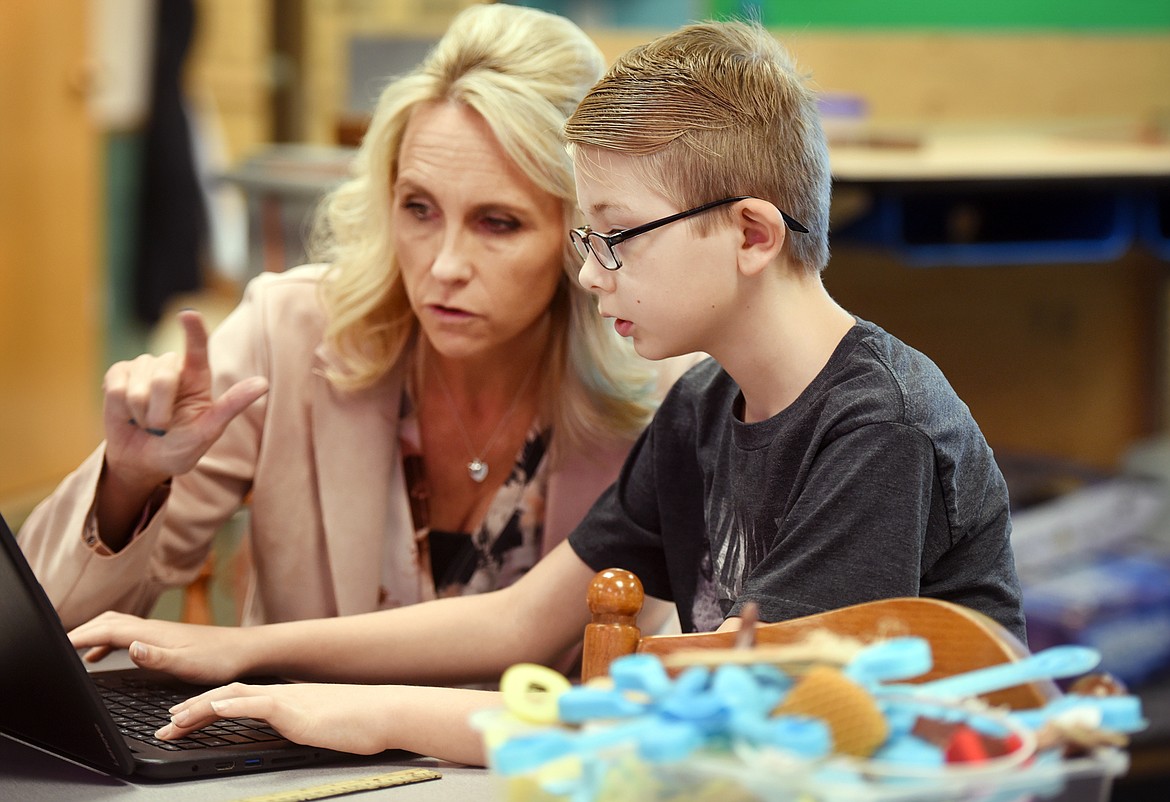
[0,511,340,779]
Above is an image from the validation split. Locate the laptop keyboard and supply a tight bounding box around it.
[93,674,283,752]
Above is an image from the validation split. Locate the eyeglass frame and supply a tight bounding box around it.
[569,195,809,271]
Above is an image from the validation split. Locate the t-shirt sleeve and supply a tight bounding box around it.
[733,421,938,622]
[568,421,674,601]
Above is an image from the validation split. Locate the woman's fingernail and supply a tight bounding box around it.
[171,709,190,726]
[130,642,148,661]
[210,700,230,715]
[156,724,175,739]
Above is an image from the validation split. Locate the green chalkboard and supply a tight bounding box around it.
[709,0,1170,30]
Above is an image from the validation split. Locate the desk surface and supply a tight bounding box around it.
[829,122,1170,182]
[0,735,489,802]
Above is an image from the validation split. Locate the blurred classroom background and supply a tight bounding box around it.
[2,0,1169,796]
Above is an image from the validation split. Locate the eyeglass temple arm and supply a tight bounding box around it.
[605,197,809,245]
[780,210,809,234]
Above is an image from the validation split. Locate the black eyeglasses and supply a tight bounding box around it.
[569,195,808,271]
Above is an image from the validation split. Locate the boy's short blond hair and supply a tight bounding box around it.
[564,20,831,274]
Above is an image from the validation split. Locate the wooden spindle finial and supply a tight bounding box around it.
[581,568,644,682]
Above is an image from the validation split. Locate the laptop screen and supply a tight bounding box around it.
[0,513,134,773]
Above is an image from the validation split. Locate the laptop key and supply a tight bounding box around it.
[191,736,232,747]
[219,733,258,744]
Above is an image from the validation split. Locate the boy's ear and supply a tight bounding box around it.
[734,198,786,277]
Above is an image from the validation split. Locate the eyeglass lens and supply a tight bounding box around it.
[570,230,618,270]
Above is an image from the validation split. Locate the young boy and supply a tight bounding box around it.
[69,19,1023,766]
[559,20,1023,639]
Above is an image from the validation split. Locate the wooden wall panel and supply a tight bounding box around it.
[0,1,102,510]
[591,31,1170,128]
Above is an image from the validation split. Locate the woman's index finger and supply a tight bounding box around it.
[177,309,211,374]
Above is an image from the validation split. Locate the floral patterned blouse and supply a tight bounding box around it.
[380,388,551,605]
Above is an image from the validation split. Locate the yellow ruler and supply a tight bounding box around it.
[232,768,442,802]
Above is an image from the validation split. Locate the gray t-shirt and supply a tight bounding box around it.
[570,319,1025,642]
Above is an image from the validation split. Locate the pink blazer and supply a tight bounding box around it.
[19,267,651,630]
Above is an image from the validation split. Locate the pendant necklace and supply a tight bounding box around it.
[432,364,535,483]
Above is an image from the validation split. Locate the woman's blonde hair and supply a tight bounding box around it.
[564,20,831,274]
[311,3,657,459]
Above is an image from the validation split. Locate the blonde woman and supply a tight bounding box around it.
[20,4,667,635]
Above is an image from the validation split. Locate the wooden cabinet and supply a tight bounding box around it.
[0,1,102,511]
[825,247,1164,471]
